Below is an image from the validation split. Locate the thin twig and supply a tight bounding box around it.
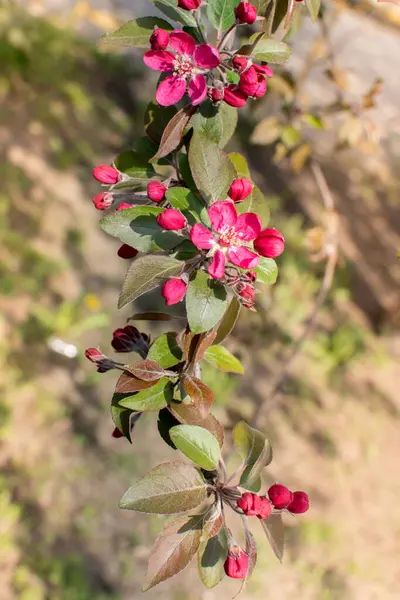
[217,24,237,51]
[250,160,339,427]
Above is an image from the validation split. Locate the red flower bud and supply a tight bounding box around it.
[178,0,201,9]
[150,28,170,51]
[112,427,124,439]
[92,192,113,210]
[239,284,256,303]
[224,547,249,579]
[239,66,267,98]
[237,492,265,517]
[209,87,224,104]
[258,497,272,520]
[111,326,141,352]
[116,203,134,211]
[147,180,167,203]
[235,1,257,25]
[224,84,248,108]
[117,244,138,259]
[288,491,309,514]
[254,64,274,78]
[161,278,187,306]
[268,484,293,509]
[254,228,285,258]
[156,208,186,230]
[92,165,119,184]
[85,348,115,372]
[232,55,249,72]
[246,270,257,282]
[228,177,253,202]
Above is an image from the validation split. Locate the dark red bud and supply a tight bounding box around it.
[268,483,293,509]
[147,181,167,203]
[92,165,119,184]
[209,87,224,104]
[111,326,141,352]
[239,66,267,98]
[228,177,253,202]
[156,208,186,230]
[288,491,309,514]
[117,244,138,259]
[112,427,124,439]
[239,284,256,302]
[150,28,170,51]
[234,1,258,25]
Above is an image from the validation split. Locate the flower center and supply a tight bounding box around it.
[218,225,242,247]
[173,55,195,79]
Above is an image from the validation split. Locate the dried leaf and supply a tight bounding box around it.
[182,375,215,418]
[115,371,159,394]
[126,359,170,381]
[151,105,196,161]
[260,513,284,561]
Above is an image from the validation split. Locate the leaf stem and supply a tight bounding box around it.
[217,24,237,51]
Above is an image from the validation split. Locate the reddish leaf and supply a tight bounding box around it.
[191,329,218,365]
[115,371,159,393]
[151,105,196,161]
[236,529,258,596]
[142,513,204,591]
[182,374,214,418]
[260,513,284,562]
[128,312,176,322]
[169,403,224,448]
[202,503,224,540]
[126,359,170,381]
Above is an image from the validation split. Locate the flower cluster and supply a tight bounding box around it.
[238,484,310,518]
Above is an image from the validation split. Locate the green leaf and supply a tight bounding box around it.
[120,461,207,514]
[111,402,133,443]
[204,344,244,374]
[305,0,320,22]
[166,187,208,225]
[260,513,284,562]
[233,421,272,489]
[229,152,250,178]
[264,0,289,36]
[100,206,160,252]
[207,0,239,31]
[157,408,180,449]
[191,101,238,148]
[147,332,183,368]
[179,153,197,193]
[117,379,174,412]
[143,513,204,591]
[170,403,224,448]
[198,527,228,589]
[214,296,241,344]
[100,17,173,47]
[151,105,196,161]
[114,150,155,179]
[170,425,221,471]
[237,184,270,225]
[118,254,184,308]
[188,132,236,204]
[144,102,177,144]
[255,257,278,284]
[186,270,228,334]
[247,33,292,64]
[150,0,197,26]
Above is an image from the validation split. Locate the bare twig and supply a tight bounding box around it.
[250,160,340,427]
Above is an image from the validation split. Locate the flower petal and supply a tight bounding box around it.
[143,50,175,72]
[156,75,186,106]
[208,249,226,279]
[208,201,237,232]
[194,44,221,69]
[190,223,215,249]
[169,30,196,56]
[228,247,260,270]
[235,212,262,241]
[189,74,207,106]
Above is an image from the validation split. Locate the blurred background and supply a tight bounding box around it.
[1,0,400,599]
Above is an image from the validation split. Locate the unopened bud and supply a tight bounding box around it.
[156,208,186,230]
[92,164,119,184]
[235,1,257,25]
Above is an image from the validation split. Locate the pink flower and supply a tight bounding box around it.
[150,28,170,51]
[223,84,247,108]
[147,180,167,203]
[92,192,113,210]
[92,165,119,184]
[190,201,261,279]
[143,30,220,107]
[235,1,258,25]
[228,177,253,202]
[239,66,267,98]
[161,278,187,305]
[254,227,285,258]
[232,55,249,72]
[157,208,186,230]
